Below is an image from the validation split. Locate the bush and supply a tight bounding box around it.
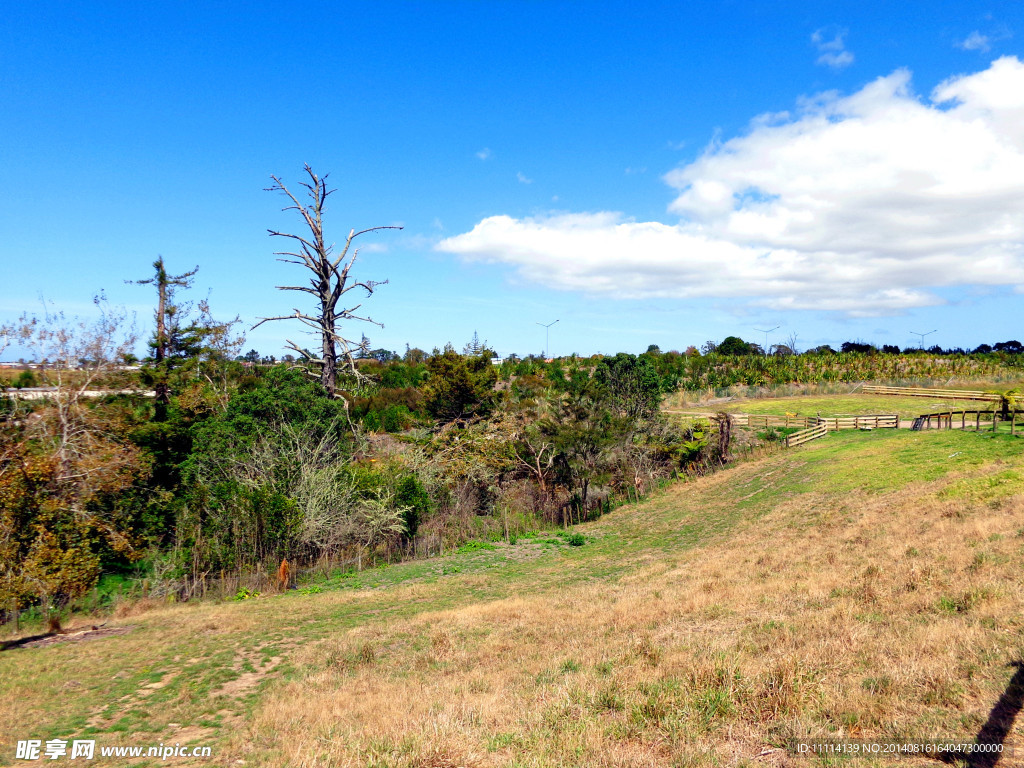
[13,369,38,388]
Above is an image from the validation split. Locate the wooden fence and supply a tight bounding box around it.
[786,418,828,447]
[782,414,898,447]
[819,414,899,430]
[669,412,899,430]
[728,413,816,429]
[912,410,1019,435]
[862,385,1001,402]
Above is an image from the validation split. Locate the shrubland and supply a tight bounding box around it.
[4,310,1024,625]
[1,328,732,620]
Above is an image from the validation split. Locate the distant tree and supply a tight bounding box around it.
[368,348,399,363]
[700,340,718,354]
[645,344,662,355]
[809,345,836,355]
[717,336,753,355]
[463,331,489,356]
[840,341,875,354]
[994,340,1023,354]
[973,344,993,354]
[127,256,199,406]
[404,345,427,364]
[881,344,901,354]
[253,165,401,397]
[243,349,261,364]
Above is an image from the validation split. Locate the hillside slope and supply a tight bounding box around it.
[3,429,1024,767]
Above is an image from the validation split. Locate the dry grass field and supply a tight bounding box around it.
[3,428,1024,767]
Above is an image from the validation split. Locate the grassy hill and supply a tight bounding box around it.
[3,428,1024,766]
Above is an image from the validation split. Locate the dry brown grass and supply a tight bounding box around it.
[221,466,1024,766]
[4,433,1024,767]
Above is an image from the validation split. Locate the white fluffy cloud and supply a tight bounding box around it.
[437,58,1024,316]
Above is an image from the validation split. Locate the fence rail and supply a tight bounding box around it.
[728,413,816,429]
[912,409,1019,434]
[862,385,1001,402]
[786,418,828,447]
[819,414,899,430]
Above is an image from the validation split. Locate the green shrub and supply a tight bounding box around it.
[456,540,496,554]
[13,369,38,388]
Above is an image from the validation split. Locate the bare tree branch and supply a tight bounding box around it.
[254,165,401,396]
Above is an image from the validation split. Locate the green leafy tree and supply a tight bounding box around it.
[545,377,622,513]
[422,349,498,421]
[594,353,661,419]
[717,336,755,355]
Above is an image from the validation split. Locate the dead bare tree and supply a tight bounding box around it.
[253,165,401,397]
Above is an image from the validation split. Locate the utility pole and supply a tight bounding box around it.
[910,329,937,350]
[536,319,559,359]
[753,326,779,357]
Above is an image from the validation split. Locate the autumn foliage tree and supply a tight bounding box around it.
[0,300,147,614]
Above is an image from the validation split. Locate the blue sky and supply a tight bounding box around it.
[2,1,1023,359]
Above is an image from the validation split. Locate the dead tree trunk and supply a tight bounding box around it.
[253,165,401,397]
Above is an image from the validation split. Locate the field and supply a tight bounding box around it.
[5,380,1024,766]
[671,390,1024,421]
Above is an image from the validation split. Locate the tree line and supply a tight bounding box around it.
[0,166,726,618]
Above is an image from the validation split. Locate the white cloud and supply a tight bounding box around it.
[812,28,854,69]
[958,31,991,52]
[516,171,533,184]
[476,147,492,160]
[437,58,1024,316]
[817,50,854,69]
